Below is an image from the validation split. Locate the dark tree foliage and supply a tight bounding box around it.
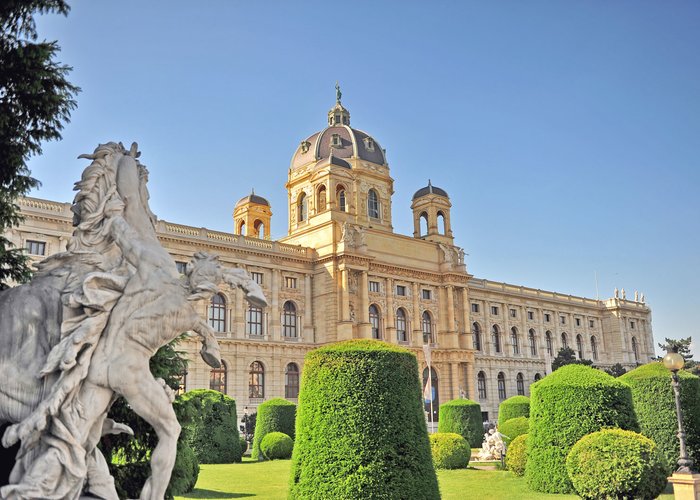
[605,362,628,377]
[551,346,593,371]
[0,0,79,289]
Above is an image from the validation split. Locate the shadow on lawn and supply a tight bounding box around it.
[180,489,254,499]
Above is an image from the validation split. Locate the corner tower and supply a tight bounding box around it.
[233,191,272,239]
[283,87,394,250]
[411,180,454,245]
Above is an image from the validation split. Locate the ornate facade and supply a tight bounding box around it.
[6,96,654,423]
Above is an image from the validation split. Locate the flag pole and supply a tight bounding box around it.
[423,342,434,433]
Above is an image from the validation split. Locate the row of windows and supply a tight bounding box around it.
[297,186,380,222]
[476,371,542,400]
[368,281,432,299]
[208,361,301,399]
[208,294,300,338]
[472,303,598,328]
[369,304,435,343]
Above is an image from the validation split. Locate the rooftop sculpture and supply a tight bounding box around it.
[0,142,267,499]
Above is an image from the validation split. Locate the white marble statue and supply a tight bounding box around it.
[0,142,268,500]
[477,428,508,461]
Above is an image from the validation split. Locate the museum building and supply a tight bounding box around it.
[7,96,654,423]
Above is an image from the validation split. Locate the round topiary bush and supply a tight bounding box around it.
[289,340,439,499]
[437,398,483,447]
[566,429,667,500]
[526,364,638,494]
[260,431,294,460]
[499,416,528,445]
[179,389,242,464]
[252,398,296,460]
[429,432,471,469]
[621,362,700,473]
[498,395,530,426]
[505,434,528,477]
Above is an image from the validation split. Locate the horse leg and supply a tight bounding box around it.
[117,371,180,500]
[193,319,222,368]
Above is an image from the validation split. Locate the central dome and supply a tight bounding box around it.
[290,99,387,170]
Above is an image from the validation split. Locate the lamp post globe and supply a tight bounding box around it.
[663,351,685,372]
[664,348,695,473]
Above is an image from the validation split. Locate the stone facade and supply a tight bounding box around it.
[6,99,654,424]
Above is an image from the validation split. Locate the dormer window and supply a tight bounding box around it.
[363,137,375,151]
[331,133,342,147]
[334,114,340,124]
[300,141,310,154]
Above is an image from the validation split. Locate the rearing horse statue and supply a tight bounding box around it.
[0,142,267,499]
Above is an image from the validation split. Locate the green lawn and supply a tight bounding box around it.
[175,459,674,500]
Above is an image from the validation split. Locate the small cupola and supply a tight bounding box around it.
[411,180,454,244]
[327,82,351,126]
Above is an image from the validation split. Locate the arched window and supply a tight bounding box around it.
[369,304,381,339]
[337,186,346,212]
[317,185,327,212]
[545,330,553,356]
[497,372,507,400]
[492,325,501,353]
[368,189,380,219]
[534,373,542,382]
[477,371,487,400]
[209,360,227,393]
[253,219,265,239]
[282,301,297,338]
[437,211,446,235]
[528,329,537,356]
[298,193,308,222]
[576,334,584,359]
[249,361,265,398]
[419,212,428,236]
[238,220,246,236]
[285,362,300,399]
[561,332,569,350]
[208,293,226,333]
[511,327,520,355]
[246,306,264,336]
[396,308,408,343]
[632,336,639,362]
[591,336,599,361]
[422,311,433,344]
[472,322,482,351]
[516,373,525,396]
[422,367,439,421]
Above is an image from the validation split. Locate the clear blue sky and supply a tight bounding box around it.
[30,1,699,358]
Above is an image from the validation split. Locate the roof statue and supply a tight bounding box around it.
[0,142,268,499]
[335,81,342,104]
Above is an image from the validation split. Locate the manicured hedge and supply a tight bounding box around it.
[526,364,638,494]
[620,362,700,472]
[429,432,471,469]
[289,340,439,499]
[437,398,483,447]
[260,432,294,460]
[252,398,297,460]
[179,389,242,464]
[239,436,248,455]
[498,395,530,426]
[505,434,528,476]
[499,416,528,445]
[566,429,667,500]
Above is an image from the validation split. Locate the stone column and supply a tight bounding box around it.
[450,361,459,400]
[340,266,349,321]
[386,277,395,343]
[270,268,280,340]
[466,361,475,400]
[304,273,313,341]
[234,287,245,339]
[359,270,370,338]
[446,285,455,332]
[412,282,422,346]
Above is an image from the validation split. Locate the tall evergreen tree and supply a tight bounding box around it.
[0,0,79,289]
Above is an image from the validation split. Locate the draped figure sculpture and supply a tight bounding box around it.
[0,142,268,499]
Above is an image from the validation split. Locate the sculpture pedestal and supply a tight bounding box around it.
[669,472,700,500]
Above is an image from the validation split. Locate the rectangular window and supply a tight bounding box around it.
[251,272,263,285]
[396,285,406,296]
[560,316,566,325]
[369,281,380,293]
[509,308,517,318]
[491,306,499,316]
[175,261,188,275]
[246,306,264,336]
[471,303,480,313]
[527,311,534,321]
[285,277,297,289]
[575,318,581,327]
[422,289,432,300]
[630,321,635,329]
[25,240,46,256]
[544,313,551,323]
[589,319,595,328]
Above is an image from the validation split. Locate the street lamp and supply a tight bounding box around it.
[663,348,695,473]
